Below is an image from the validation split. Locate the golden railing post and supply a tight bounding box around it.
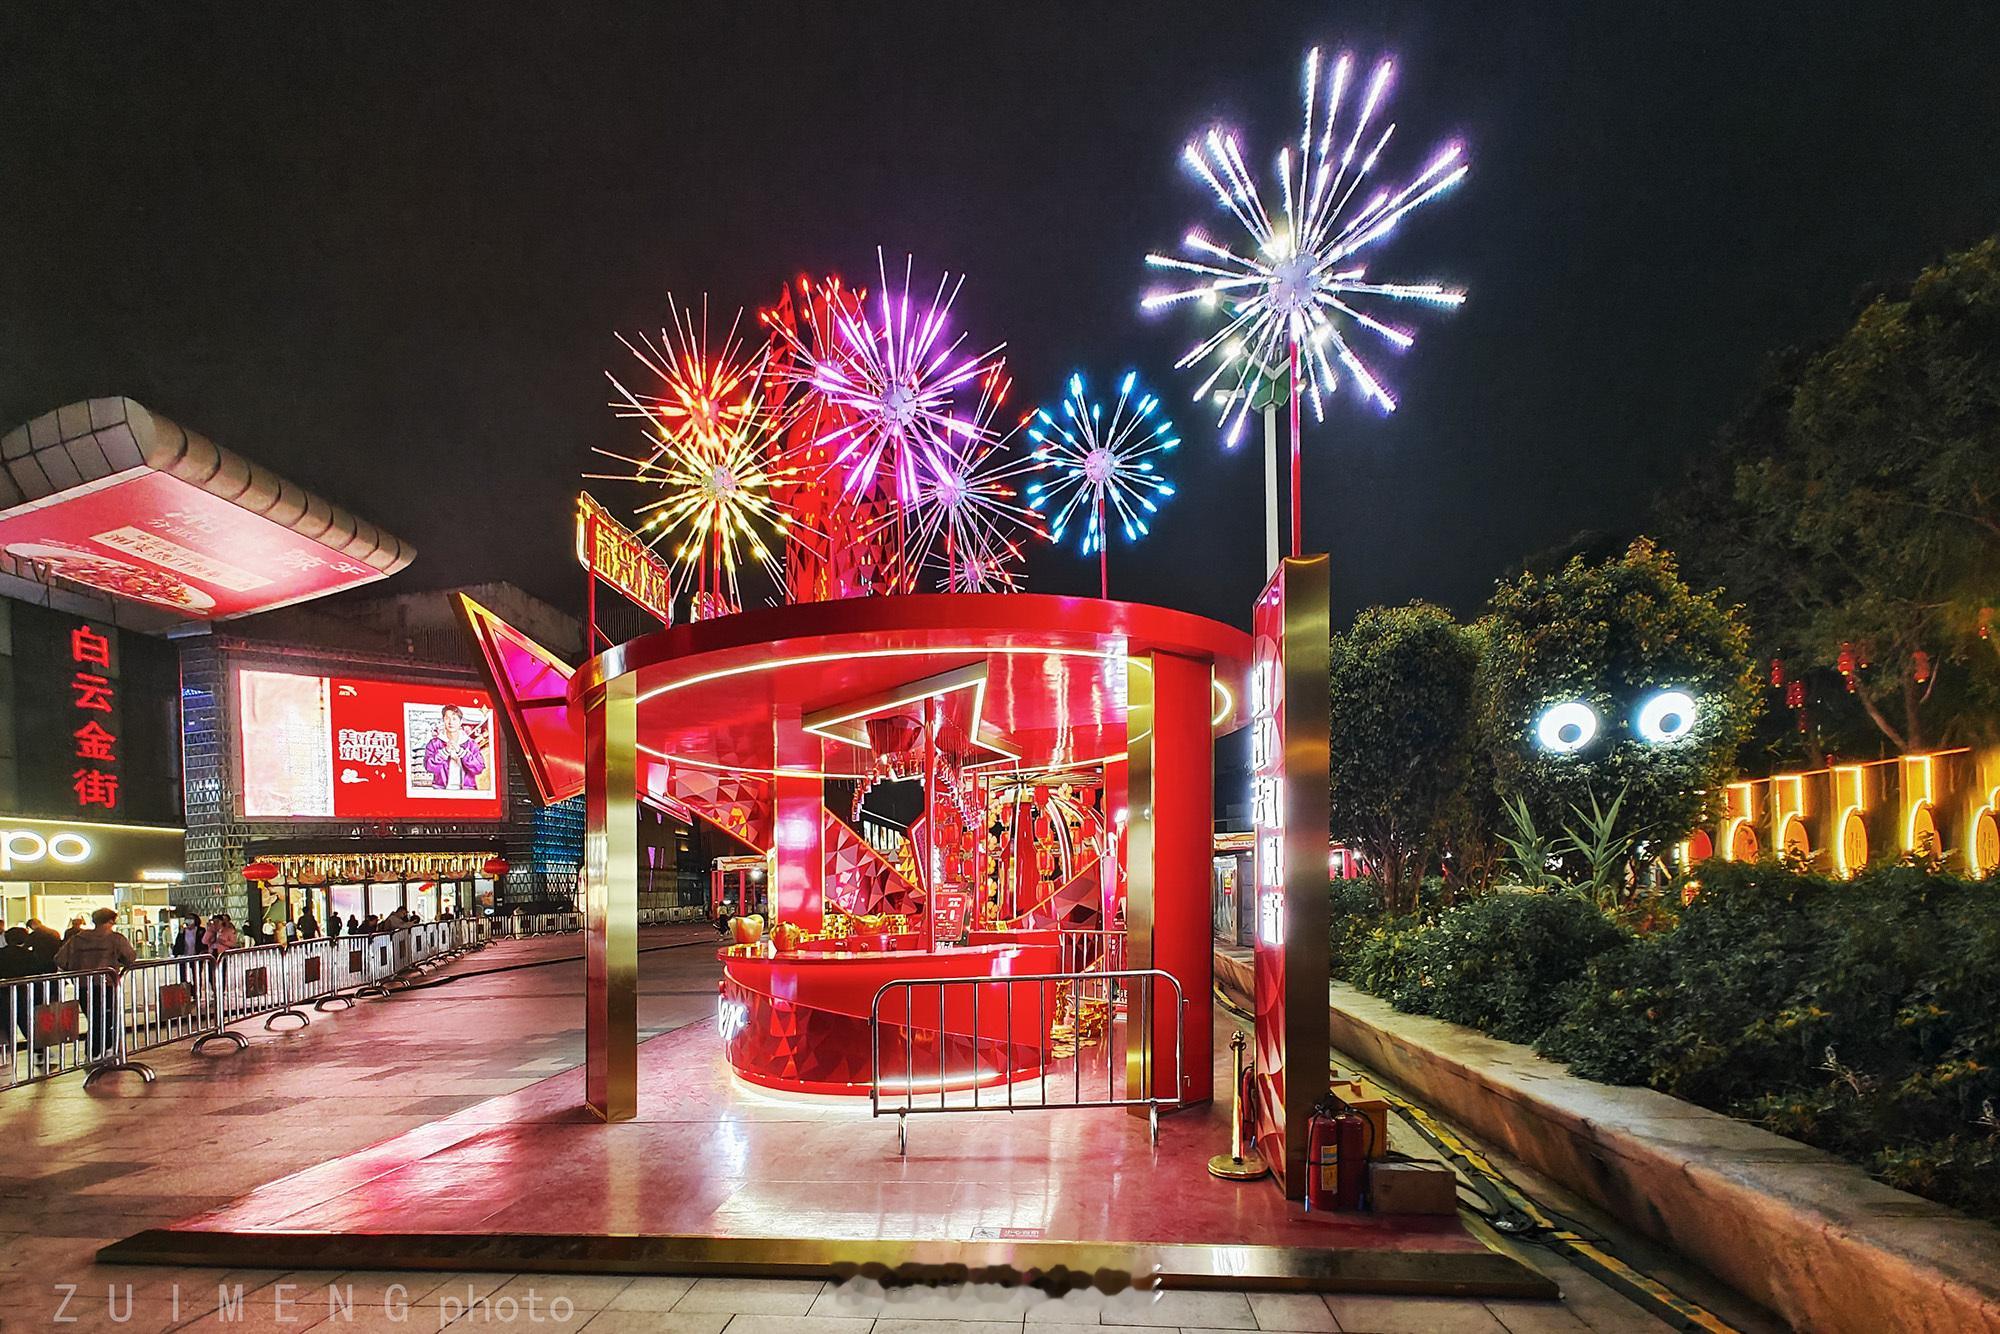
[584,669,640,1121]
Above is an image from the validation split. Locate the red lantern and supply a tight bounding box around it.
[1980,608,1993,640]
[1913,651,1932,684]
[242,860,279,883]
[481,857,511,878]
[1785,679,1806,710]
[1837,642,1857,692]
[1769,658,1786,688]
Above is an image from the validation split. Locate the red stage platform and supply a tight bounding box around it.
[102,1014,1550,1296]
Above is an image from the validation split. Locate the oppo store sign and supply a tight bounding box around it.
[0,815,183,882]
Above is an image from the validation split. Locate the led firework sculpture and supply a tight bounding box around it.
[907,369,1047,592]
[767,250,1007,590]
[761,274,902,602]
[595,298,799,617]
[1026,372,1178,598]
[1143,47,1468,554]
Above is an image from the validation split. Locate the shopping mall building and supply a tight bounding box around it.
[0,397,712,948]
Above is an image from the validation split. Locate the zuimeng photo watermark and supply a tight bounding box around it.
[43,1281,584,1327]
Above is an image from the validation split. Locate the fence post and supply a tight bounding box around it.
[354,932,393,999]
[192,953,248,1054]
[262,943,309,1031]
[318,936,358,1012]
[83,970,155,1087]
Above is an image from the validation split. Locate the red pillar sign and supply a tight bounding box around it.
[1250,555,1331,1198]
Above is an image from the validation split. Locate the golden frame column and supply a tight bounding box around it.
[584,669,640,1122]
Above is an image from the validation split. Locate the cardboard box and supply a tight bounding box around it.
[1330,1079,1392,1159]
[1369,1160,1458,1215]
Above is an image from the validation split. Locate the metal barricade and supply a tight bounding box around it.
[1057,928,1128,977]
[118,956,222,1068]
[869,967,1184,1155]
[353,930,401,998]
[3,969,143,1089]
[214,943,307,1034]
[5,906,594,1096]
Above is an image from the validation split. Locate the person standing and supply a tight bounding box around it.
[2,927,53,1065]
[23,919,61,972]
[295,907,319,941]
[54,909,136,1062]
[203,914,240,954]
[326,912,342,941]
[170,913,205,996]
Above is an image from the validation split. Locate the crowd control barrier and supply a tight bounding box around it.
[0,908,649,1094]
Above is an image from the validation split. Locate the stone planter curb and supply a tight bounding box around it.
[1214,949,2000,1334]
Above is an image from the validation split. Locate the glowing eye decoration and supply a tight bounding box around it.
[1636,691,1698,744]
[1535,701,1598,754]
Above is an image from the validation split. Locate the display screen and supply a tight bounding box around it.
[238,669,504,819]
[0,471,390,619]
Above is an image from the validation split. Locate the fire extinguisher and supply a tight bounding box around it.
[1305,1092,1373,1212]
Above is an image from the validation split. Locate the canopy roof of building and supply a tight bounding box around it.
[0,397,414,626]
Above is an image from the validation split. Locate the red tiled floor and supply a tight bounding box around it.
[157,1013,1491,1256]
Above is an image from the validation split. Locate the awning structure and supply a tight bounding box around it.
[0,397,414,622]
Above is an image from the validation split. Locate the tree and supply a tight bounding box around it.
[1476,539,1758,864]
[1668,237,2000,753]
[1328,602,1485,913]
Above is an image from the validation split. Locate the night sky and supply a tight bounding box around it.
[5,4,1998,630]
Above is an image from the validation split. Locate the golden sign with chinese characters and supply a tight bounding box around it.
[575,493,675,627]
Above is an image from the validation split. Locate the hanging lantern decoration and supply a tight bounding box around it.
[1837,642,1858,692]
[1785,679,1806,710]
[1912,651,1932,685]
[1980,607,1993,640]
[1769,658,1786,688]
[242,860,279,883]
[482,857,511,879]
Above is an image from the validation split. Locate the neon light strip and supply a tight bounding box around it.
[1972,786,2000,876]
[1903,753,1937,853]
[801,662,1023,763]
[1832,764,1866,878]
[628,644,1234,777]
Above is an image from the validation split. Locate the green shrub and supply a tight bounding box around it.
[1356,890,1627,1045]
[1534,940,1666,1085]
[1327,859,2000,1222]
[1328,878,1384,981]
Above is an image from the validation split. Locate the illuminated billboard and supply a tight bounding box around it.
[0,398,413,621]
[237,669,504,820]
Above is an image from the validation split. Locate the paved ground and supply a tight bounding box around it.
[0,927,1719,1333]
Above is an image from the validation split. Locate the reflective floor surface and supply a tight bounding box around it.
[0,927,1689,1330]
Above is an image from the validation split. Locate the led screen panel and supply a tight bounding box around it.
[238,669,504,820]
[0,472,391,618]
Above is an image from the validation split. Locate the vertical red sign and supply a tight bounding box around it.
[68,624,121,812]
[1250,556,1331,1198]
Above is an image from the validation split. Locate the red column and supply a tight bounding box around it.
[771,714,823,932]
[1127,650,1215,1106]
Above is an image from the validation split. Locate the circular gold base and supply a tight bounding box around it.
[1208,1152,1270,1181]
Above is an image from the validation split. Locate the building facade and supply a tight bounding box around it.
[0,593,185,943]
[175,583,587,933]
